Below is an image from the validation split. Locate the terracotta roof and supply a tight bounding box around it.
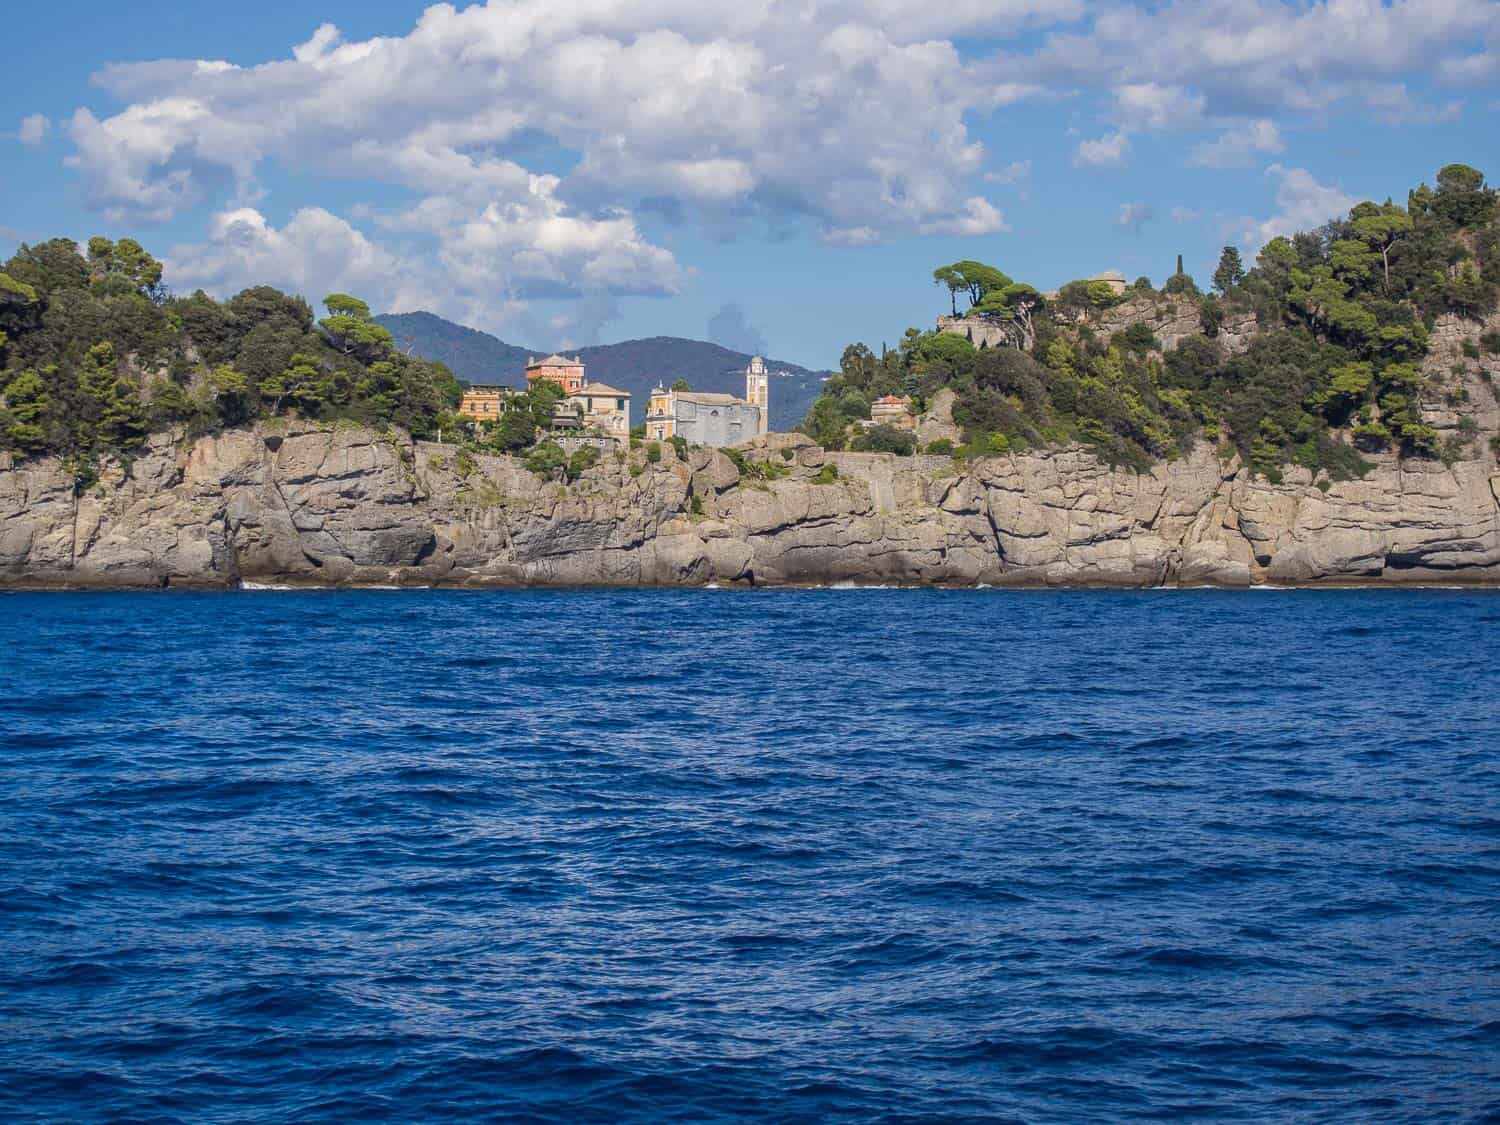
[874,395,912,405]
[527,354,583,367]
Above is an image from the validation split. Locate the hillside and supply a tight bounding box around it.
[806,162,1500,480]
[375,313,828,431]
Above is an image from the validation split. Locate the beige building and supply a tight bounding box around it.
[868,394,916,430]
[568,382,631,445]
[526,353,586,395]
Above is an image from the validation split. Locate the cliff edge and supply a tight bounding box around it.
[3,415,1497,589]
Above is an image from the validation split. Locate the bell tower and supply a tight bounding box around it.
[745,355,769,435]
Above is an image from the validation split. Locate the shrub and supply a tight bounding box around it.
[1461,339,1481,359]
[925,438,955,456]
[779,447,794,461]
[851,424,917,455]
[689,493,704,515]
[812,463,839,485]
[524,441,567,477]
[645,440,662,463]
[1481,330,1500,355]
[566,445,599,480]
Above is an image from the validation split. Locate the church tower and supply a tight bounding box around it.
[745,355,769,435]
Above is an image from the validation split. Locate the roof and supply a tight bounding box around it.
[675,391,745,406]
[527,353,584,367]
[462,384,511,394]
[873,394,912,405]
[573,382,630,397]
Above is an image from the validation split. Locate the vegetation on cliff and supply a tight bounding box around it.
[0,238,461,487]
[803,164,1500,478]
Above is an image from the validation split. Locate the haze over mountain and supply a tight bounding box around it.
[376,311,829,432]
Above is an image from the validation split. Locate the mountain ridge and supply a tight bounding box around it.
[376,311,829,431]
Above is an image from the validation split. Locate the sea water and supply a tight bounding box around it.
[1,589,1497,1122]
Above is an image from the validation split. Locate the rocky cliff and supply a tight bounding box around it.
[5,306,1500,591]
[3,412,1497,589]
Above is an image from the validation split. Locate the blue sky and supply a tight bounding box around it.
[4,0,1498,369]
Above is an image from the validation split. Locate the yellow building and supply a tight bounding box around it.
[525,354,586,395]
[459,385,511,422]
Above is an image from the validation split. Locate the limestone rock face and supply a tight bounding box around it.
[2,417,1498,589]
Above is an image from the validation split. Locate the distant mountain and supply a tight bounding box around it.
[376,311,830,431]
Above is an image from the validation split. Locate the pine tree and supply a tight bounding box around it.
[1212,246,1245,294]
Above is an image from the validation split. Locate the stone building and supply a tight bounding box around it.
[868,394,916,430]
[644,356,769,446]
[458,385,513,423]
[525,354,586,395]
[646,389,762,447]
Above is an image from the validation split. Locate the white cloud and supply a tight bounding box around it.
[18,114,50,146]
[1188,119,1284,168]
[1014,0,1499,119]
[1113,83,1205,131]
[1230,164,1359,251]
[53,0,1499,332]
[1170,206,1201,224]
[985,160,1032,185]
[918,196,1008,236]
[1116,201,1154,233]
[1364,85,1463,125]
[1072,131,1131,169]
[168,207,413,307]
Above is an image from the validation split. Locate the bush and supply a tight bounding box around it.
[851,424,917,455]
[925,438,955,456]
[1461,339,1481,359]
[1480,330,1500,355]
[566,446,600,480]
[645,440,662,463]
[812,463,839,485]
[524,441,567,477]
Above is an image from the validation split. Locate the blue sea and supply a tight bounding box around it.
[2,589,1498,1123]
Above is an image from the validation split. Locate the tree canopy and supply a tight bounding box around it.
[0,237,462,485]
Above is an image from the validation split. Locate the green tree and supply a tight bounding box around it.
[670,378,691,391]
[932,261,1011,311]
[1432,163,1496,228]
[1212,246,1245,294]
[208,365,256,426]
[319,293,393,361]
[2,369,50,453]
[1349,201,1412,290]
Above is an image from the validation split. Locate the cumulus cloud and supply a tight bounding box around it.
[53,0,1499,332]
[1012,0,1499,118]
[1112,83,1204,131]
[67,1,1031,245]
[168,207,418,309]
[1170,205,1201,224]
[1188,119,1284,168]
[18,114,50,146]
[1230,164,1359,250]
[1116,202,1154,233]
[1072,131,1131,169]
[708,302,768,356]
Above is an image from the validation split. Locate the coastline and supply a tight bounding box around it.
[4,419,1499,594]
